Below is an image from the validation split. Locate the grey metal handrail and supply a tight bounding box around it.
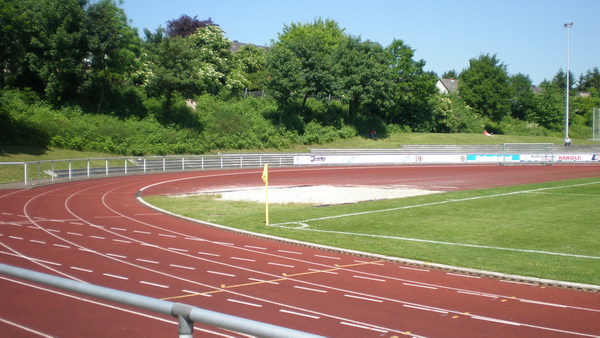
[0,263,323,338]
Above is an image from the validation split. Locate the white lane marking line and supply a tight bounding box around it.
[111,227,127,231]
[136,258,159,264]
[133,230,151,234]
[308,268,338,274]
[168,247,188,252]
[340,321,388,333]
[182,289,211,297]
[519,299,567,308]
[184,237,204,242]
[207,271,236,277]
[403,283,438,290]
[268,262,295,268]
[227,299,262,307]
[70,266,93,273]
[140,281,169,288]
[294,286,327,293]
[214,241,234,246]
[471,315,520,326]
[447,272,481,279]
[159,234,177,238]
[66,232,82,236]
[244,245,267,250]
[231,257,256,262]
[30,240,46,244]
[399,266,429,272]
[403,304,448,314]
[52,244,70,249]
[344,294,383,303]
[248,278,279,285]
[103,273,128,280]
[197,251,219,257]
[47,229,59,232]
[0,317,54,338]
[278,250,302,255]
[112,239,131,243]
[354,260,384,266]
[314,254,341,260]
[106,253,127,259]
[458,291,498,299]
[353,275,386,282]
[170,264,195,270]
[8,236,23,240]
[90,235,105,240]
[279,309,320,319]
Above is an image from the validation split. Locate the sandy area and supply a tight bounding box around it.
[193,185,443,205]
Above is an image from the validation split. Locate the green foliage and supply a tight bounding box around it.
[459,54,512,121]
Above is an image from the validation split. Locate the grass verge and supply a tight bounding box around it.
[144,177,600,286]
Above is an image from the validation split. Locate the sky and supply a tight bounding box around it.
[120,0,599,85]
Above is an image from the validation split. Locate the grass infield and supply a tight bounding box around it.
[145,177,600,286]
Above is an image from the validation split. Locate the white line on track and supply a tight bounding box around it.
[139,281,169,288]
[52,244,70,249]
[294,286,328,293]
[340,321,388,333]
[403,283,438,290]
[278,250,302,255]
[169,264,195,270]
[110,227,126,231]
[244,245,267,250]
[227,299,262,307]
[458,291,498,299]
[159,234,177,238]
[0,317,54,338]
[399,266,429,272]
[106,253,127,259]
[70,266,93,273]
[207,270,236,277]
[90,235,105,240]
[344,294,383,303]
[248,278,279,285]
[136,258,159,264]
[309,268,338,274]
[314,254,341,260]
[403,304,448,314]
[231,257,256,262]
[103,273,128,280]
[279,309,320,319]
[197,251,219,257]
[353,275,386,282]
[133,230,151,234]
[8,236,23,240]
[112,239,131,243]
[168,247,188,252]
[268,262,295,268]
[29,240,46,244]
[447,272,481,279]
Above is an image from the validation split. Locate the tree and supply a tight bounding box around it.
[509,73,538,121]
[459,54,511,121]
[83,0,141,113]
[233,44,268,91]
[166,14,216,38]
[331,36,391,124]
[26,0,89,105]
[386,39,437,130]
[534,80,564,130]
[268,18,346,109]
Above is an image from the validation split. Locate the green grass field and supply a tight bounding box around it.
[144,177,600,286]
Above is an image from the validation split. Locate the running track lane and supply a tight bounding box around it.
[1,165,599,337]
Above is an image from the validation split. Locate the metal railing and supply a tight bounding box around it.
[0,263,322,338]
[1,153,296,187]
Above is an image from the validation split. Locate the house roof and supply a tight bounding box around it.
[436,78,459,94]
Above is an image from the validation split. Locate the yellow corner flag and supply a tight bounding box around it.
[261,163,268,184]
[261,164,269,225]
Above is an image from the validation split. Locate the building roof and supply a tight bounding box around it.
[436,78,459,94]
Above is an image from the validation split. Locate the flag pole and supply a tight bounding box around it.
[261,164,269,225]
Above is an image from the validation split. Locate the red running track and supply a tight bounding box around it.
[1,164,600,337]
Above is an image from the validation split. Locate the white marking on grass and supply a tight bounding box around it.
[270,181,600,260]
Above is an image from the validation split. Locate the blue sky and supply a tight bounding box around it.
[121,0,599,85]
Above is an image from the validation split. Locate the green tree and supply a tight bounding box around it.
[83,0,141,113]
[234,44,268,91]
[509,73,538,121]
[386,39,437,130]
[26,0,89,105]
[534,80,564,130]
[331,36,391,124]
[268,18,346,108]
[459,54,511,121]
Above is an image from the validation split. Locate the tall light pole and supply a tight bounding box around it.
[564,22,574,142]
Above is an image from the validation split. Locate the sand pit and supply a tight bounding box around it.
[193,185,443,205]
